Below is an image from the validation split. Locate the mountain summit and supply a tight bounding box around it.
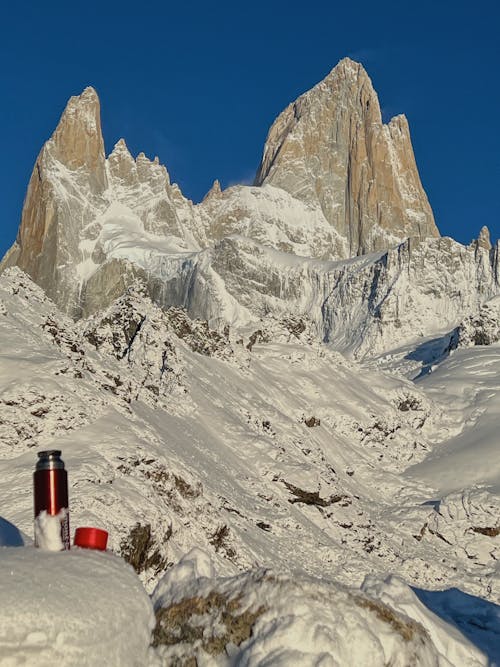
[255,58,438,255]
[1,86,108,311]
[0,60,497,358]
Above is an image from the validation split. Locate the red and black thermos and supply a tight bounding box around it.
[34,450,70,550]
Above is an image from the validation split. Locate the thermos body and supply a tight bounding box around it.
[34,450,70,549]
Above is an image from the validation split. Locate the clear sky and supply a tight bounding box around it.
[1,0,498,258]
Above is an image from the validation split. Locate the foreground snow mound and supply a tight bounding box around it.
[0,547,154,666]
[150,550,486,666]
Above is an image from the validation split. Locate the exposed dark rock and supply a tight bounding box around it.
[165,307,233,358]
[256,521,271,532]
[120,523,168,574]
[209,525,236,559]
[153,591,265,655]
[304,416,320,427]
[471,526,500,537]
[283,481,345,507]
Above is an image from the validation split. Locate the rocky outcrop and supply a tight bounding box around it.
[106,138,198,241]
[255,58,439,255]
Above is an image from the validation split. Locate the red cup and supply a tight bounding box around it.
[74,527,108,551]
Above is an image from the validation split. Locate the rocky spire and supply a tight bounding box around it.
[203,179,222,202]
[476,226,492,251]
[47,86,107,189]
[0,87,108,314]
[108,138,137,184]
[255,58,439,256]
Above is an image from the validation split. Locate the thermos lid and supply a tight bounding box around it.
[36,450,65,470]
[74,527,108,551]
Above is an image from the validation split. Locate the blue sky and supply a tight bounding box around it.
[1,0,498,258]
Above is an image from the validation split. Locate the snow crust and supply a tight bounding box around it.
[0,547,154,666]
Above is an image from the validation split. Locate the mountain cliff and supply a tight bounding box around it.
[1,60,498,358]
[255,58,439,254]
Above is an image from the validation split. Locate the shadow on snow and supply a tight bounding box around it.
[414,586,500,663]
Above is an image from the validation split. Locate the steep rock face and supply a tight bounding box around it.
[96,224,498,358]
[1,88,108,313]
[178,234,500,358]
[0,90,201,317]
[255,58,439,255]
[48,86,107,188]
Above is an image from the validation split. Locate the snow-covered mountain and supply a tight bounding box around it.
[1,57,500,664]
[2,59,497,360]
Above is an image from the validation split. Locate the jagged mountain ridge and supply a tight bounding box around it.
[3,58,496,360]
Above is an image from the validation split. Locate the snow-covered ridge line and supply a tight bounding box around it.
[0,546,492,666]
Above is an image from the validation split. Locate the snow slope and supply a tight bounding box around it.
[1,268,500,663]
[407,343,500,492]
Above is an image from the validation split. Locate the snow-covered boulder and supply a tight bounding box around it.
[150,550,487,666]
